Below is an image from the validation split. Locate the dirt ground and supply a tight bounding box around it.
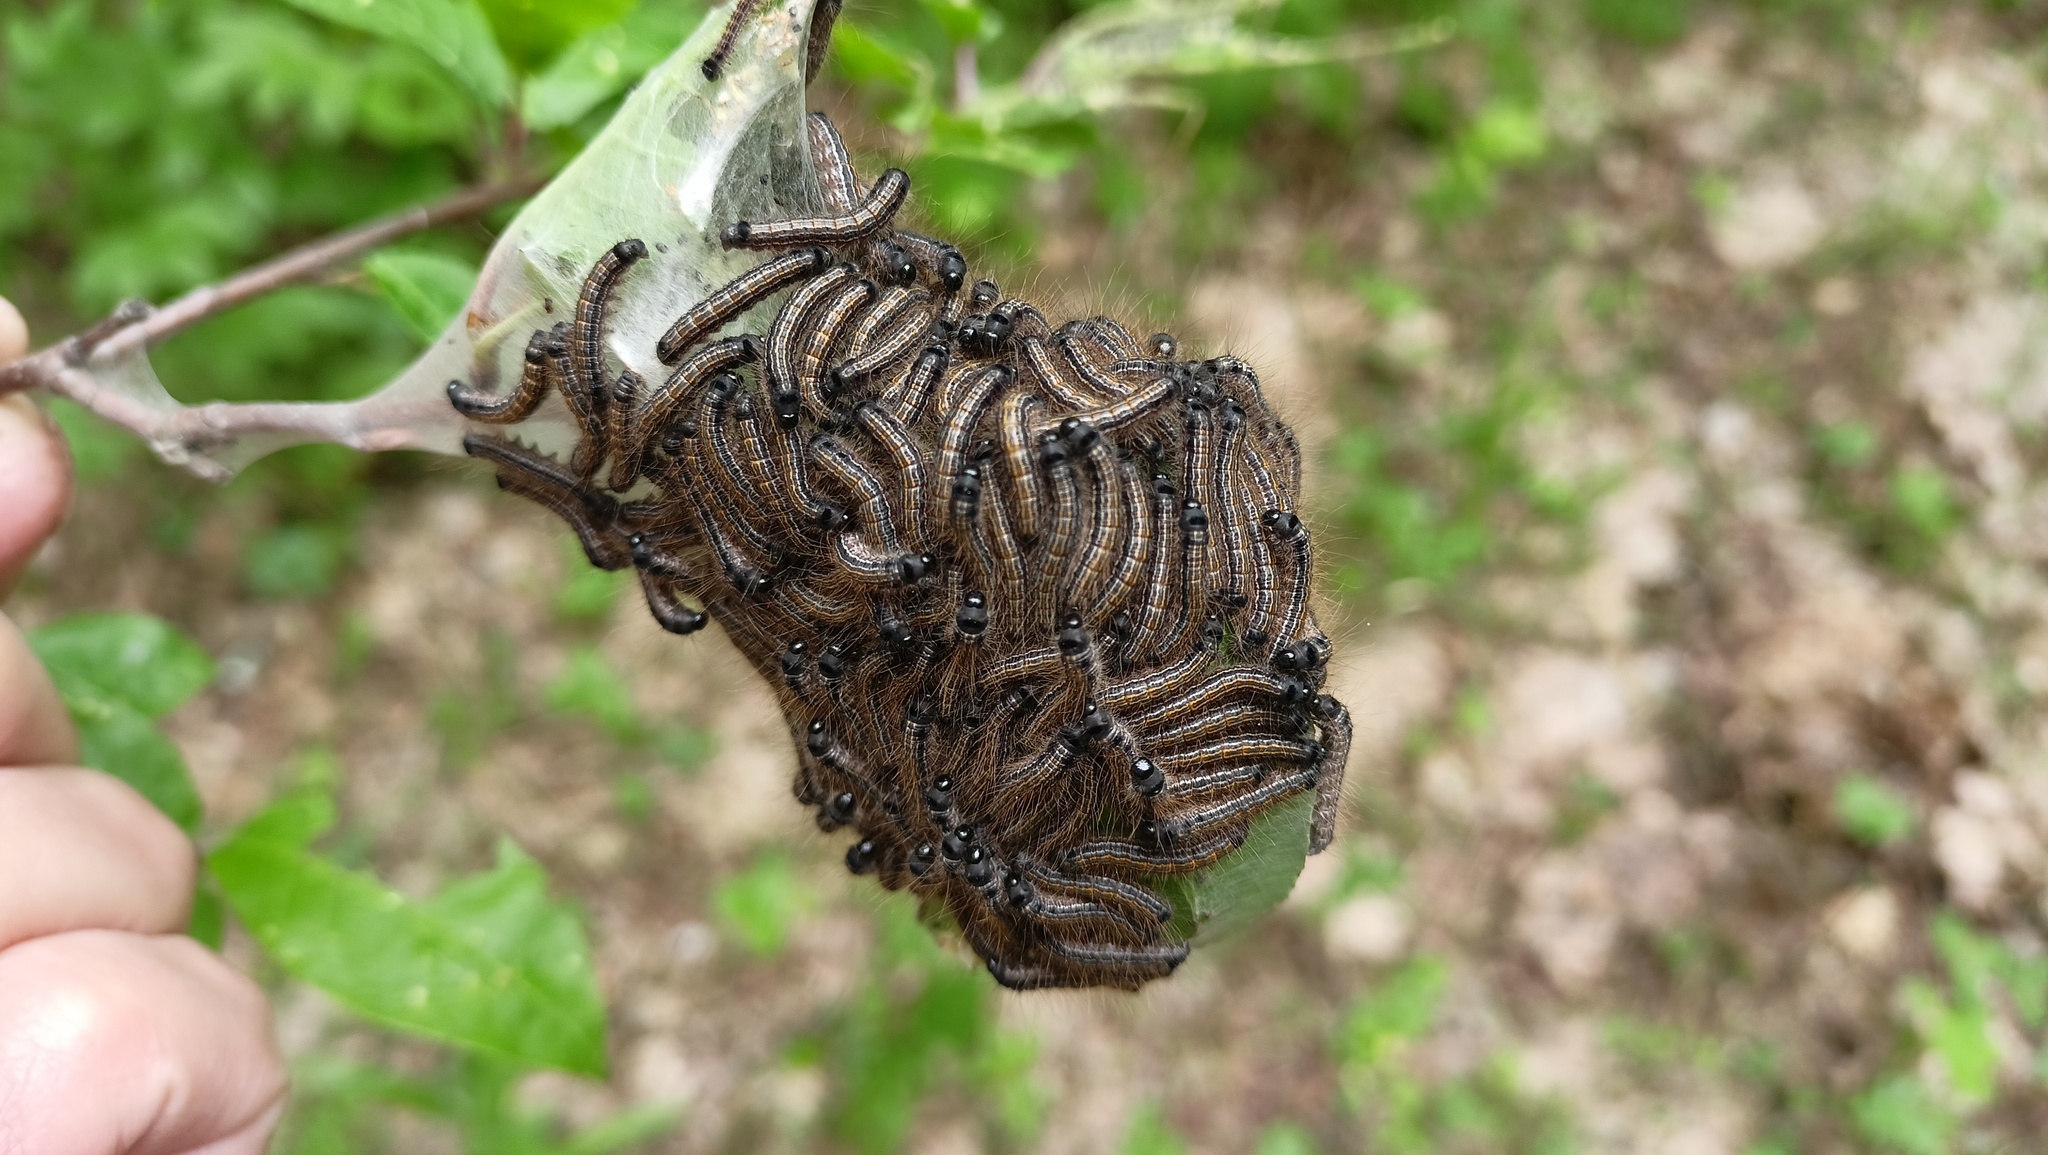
[19,5,2048,1153]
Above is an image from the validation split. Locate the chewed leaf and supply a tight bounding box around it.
[1158,792,1314,945]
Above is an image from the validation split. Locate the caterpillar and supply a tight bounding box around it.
[447,102,1348,992]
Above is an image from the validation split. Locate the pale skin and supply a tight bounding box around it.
[0,297,287,1155]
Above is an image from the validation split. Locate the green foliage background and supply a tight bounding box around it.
[8,0,2046,1150]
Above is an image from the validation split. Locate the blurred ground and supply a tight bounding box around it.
[18,3,2048,1153]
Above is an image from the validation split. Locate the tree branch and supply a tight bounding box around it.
[0,170,540,397]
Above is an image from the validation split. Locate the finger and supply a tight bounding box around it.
[0,296,24,362]
[0,612,78,766]
[0,768,195,954]
[0,930,287,1155]
[0,395,72,596]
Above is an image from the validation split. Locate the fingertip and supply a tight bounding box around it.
[0,933,288,1155]
[0,615,78,766]
[0,297,25,363]
[0,395,71,594]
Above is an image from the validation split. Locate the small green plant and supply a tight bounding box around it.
[1416,99,1549,223]
[1889,465,1960,544]
[1847,912,2048,1153]
[1120,1102,1190,1155]
[1583,0,1693,46]
[554,560,629,623]
[1327,376,1593,607]
[1554,771,1620,844]
[1334,958,1576,1153]
[1814,420,1879,468]
[1833,773,1915,848]
[1813,443,1964,577]
[1335,956,1447,1075]
[27,611,666,1149]
[1849,1075,1955,1155]
[244,522,354,599]
[543,644,717,769]
[711,852,813,957]
[798,897,1045,1154]
[1256,1122,1321,1155]
[546,645,643,745]
[430,630,523,770]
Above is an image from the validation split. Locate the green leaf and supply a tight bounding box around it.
[915,0,998,45]
[44,397,139,483]
[651,724,717,770]
[188,875,228,949]
[1585,0,1693,46]
[1351,271,1425,319]
[1255,1123,1320,1155]
[1156,790,1314,944]
[926,116,1079,179]
[1850,1075,1955,1155]
[244,523,352,599]
[210,798,608,1075]
[235,787,339,846]
[827,22,937,132]
[1890,465,1959,540]
[553,562,628,623]
[1815,421,1878,468]
[564,1103,688,1154]
[364,249,479,342]
[279,0,513,107]
[520,3,699,130]
[29,614,214,835]
[1834,774,1915,848]
[1904,982,1995,1103]
[478,0,636,72]
[545,646,642,744]
[828,20,931,91]
[1464,101,1548,166]
[68,697,206,835]
[1119,1103,1188,1155]
[711,852,811,956]
[29,613,216,718]
[1334,957,1447,1068]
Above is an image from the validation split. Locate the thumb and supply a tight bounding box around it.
[0,299,73,597]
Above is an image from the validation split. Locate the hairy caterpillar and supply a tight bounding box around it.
[449,56,1349,989]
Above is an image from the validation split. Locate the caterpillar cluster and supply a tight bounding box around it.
[451,112,1351,990]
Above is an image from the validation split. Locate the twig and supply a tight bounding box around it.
[17,359,461,484]
[0,176,541,392]
[0,176,543,482]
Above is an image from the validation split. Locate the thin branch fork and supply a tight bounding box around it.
[0,176,542,479]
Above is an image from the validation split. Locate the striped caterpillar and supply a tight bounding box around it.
[449,102,1349,989]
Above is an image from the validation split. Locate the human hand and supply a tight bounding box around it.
[0,298,287,1154]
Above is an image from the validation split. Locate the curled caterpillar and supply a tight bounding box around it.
[449,110,1350,992]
